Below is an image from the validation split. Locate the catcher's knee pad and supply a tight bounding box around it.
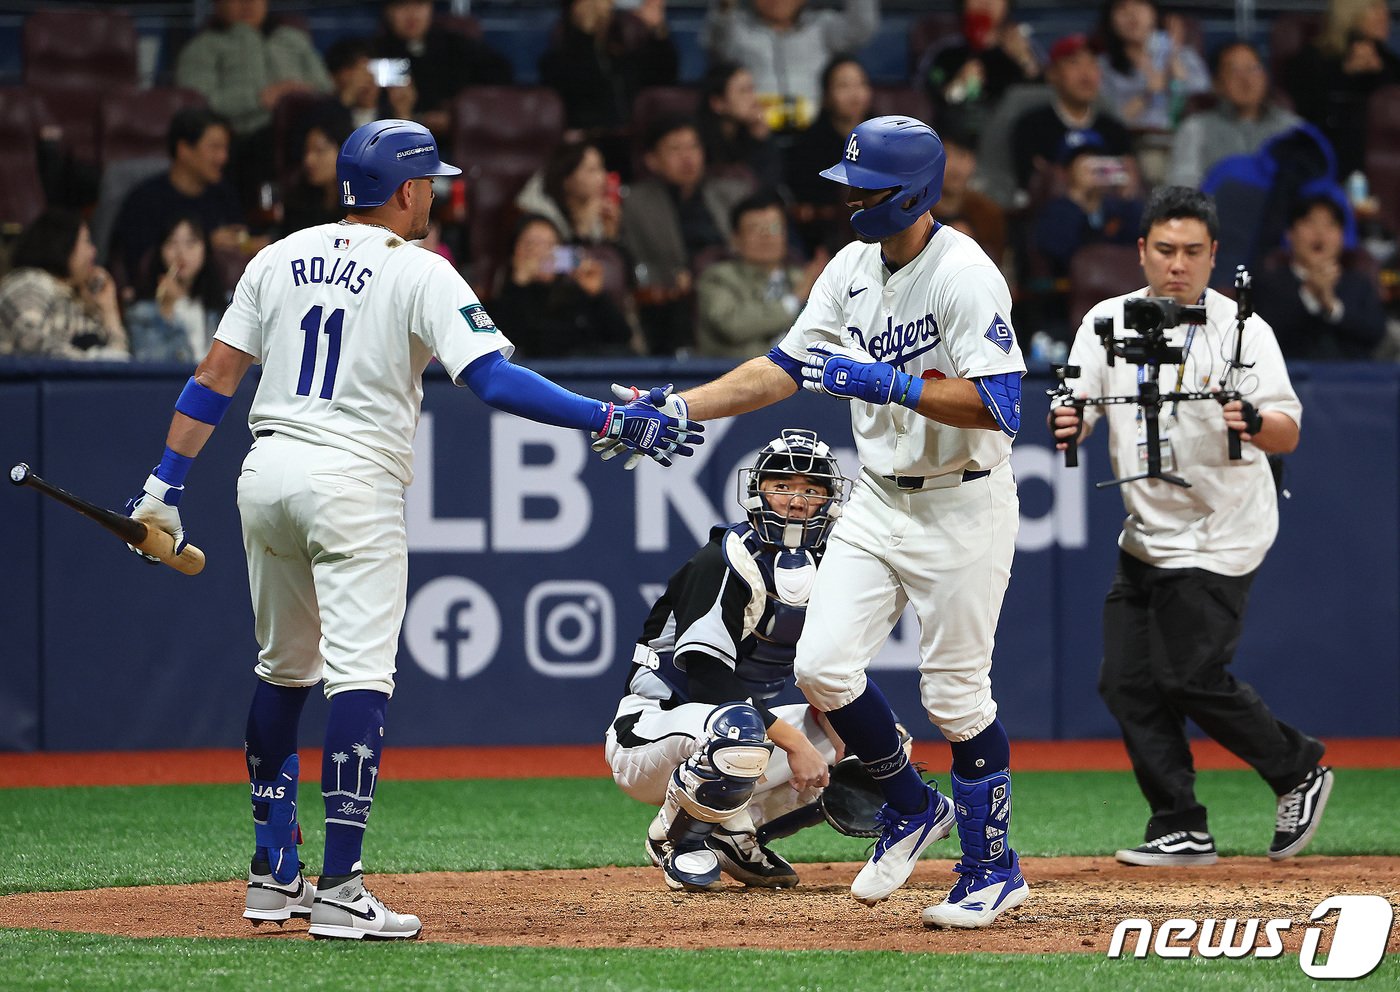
[951,768,1012,864]
[670,703,773,824]
[251,753,302,884]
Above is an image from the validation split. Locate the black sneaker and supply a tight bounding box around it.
[709,827,799,888]
[1115,830,1218,866]
[1269,765,1334,861]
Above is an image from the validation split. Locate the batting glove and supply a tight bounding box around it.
[591,384,702,468]
[802,343,923,409]
[125,473,187,561]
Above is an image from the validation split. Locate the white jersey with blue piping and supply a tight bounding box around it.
[215,222,513,485]
[775,224,1025,478]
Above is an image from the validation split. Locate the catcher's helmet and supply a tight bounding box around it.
[819,116,945,240]
[740,429,848,550]
[337,119,461,209]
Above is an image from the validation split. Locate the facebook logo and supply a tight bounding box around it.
[403,576,501,680]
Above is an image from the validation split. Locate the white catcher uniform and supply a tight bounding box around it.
[215,222,512,697]
[1066,287,1302,575]
[775,225,1025,740]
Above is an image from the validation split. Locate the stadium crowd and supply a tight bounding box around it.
[0,0,1397,364]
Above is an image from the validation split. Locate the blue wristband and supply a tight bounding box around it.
[154,447,193,487]
[895,371,924,410]
[174,377,233,426]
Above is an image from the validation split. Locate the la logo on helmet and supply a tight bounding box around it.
[845,134,860,162]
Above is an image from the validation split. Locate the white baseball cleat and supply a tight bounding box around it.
[309,863,421,940]
[921,851,1030,929]
[850,785,956,905]
[243,861,314,923]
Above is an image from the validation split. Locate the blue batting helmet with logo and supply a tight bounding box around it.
[336,119,461,209]
[819,116,945,240]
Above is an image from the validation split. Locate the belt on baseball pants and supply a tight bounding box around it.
[882,469,990,492]
[254,429,276,438]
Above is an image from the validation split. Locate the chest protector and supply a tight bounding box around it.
[730,523,822,699]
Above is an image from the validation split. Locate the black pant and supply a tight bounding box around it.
[1099,550,1323,840]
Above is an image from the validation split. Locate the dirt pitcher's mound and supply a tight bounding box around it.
[2,857,1397,954]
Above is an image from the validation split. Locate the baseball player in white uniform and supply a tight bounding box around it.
[601,116,1031,928]
[124,120,701,940]
[1050,186,1331,868]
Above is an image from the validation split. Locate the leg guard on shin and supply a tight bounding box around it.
[951,768,1012,866]
[251,753,302,884]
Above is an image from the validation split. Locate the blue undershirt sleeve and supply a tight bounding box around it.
[973,371,1022,437]
[460,351,610,433]
[765,346,804,386]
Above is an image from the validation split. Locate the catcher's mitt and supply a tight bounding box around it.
[819,755,885,837]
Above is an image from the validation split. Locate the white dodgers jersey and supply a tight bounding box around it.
[776,225,1025,478]
[215,223,512,483]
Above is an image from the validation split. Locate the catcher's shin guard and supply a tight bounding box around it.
[251,753,302,884]
[951,768,1012,864]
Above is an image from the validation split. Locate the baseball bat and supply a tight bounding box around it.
[8,463,206,575]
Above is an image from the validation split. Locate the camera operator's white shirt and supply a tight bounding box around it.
[1066,287,1301,575]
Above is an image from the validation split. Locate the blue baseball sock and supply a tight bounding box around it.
[950,718,1010,780]
[819,680,929,815]
[321,689,389,879]
[244,680,312,872]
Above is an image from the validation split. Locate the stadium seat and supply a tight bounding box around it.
[1068,244,1143,328]
[26,84,102,169]
[451,86,565,178]
[22,8,139,90]
[908,13,960,77]
[271,91,341,192]
[1269,12,1324,84]
[629,86,701,176]
[0,88,45,232]
[1365,85,1400,235]
[99,87,207,166]
[869,85,936,127]
[464,165,538,298]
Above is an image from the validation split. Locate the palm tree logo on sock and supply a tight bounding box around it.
[325,743,378,809]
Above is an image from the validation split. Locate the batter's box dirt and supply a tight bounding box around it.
[2,857,1396,954]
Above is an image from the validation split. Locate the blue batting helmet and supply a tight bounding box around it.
[337,119,461,209]
[819,116,945,240]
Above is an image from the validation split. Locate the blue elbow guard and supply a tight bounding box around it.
[174,377,233,426]
[765,346,804,386]
[974,372,1022,437]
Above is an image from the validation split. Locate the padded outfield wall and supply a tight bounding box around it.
[1,360,1396,751]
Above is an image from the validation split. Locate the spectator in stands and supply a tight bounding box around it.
[1285,0,1399,178]
[703,0,880,132]
[280,115,353,235]
[175,0,331,203]
[620,115,751,354]
[324,37,412,130]
[489,215,635,358]
[1096,0,1209,132]
[125,217,227,363]
[515,139,622,246]
[1032,137,1144,277]
[1012,34,1134,191]
[931,124,1008,267]
[540,0,678,138]
[372,0,514,135]
[697,61,784,190]
[109,108,249,291]
[1255,194,1387,360]
[695,192,826,359]
[1166,41,1300,189]
[0,209,128,360]
[919,0,1041,142]
[786,55,871,254]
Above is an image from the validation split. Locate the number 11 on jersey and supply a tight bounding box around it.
[297,305,345,400]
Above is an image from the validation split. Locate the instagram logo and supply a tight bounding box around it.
[525,581,615,677]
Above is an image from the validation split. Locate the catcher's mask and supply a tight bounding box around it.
[739,429,849,550]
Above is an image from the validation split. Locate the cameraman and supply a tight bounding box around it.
[1049,186,1332,867]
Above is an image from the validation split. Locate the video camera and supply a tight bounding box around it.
[1094,297,1208,367]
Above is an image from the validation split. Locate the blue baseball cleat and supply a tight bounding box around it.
[849,784,956,905]
[921,850,1031,928]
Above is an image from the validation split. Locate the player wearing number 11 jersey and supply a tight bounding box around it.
[123,120,701,940]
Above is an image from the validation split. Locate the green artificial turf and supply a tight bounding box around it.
[2,929,1386,992]
[2,769,1395,895]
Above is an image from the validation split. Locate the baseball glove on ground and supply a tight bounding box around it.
[819,756,885,838]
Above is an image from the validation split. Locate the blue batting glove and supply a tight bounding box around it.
[801,343,923,408]
[592,384,703,468]
[598,384,705,466]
